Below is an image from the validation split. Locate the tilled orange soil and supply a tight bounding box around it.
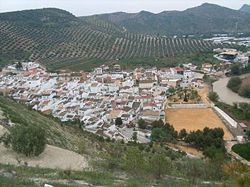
[166,108,233,140]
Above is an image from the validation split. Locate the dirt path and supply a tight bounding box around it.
[167,143,203,157]
[0,144,88,171]
[198,84,210,107]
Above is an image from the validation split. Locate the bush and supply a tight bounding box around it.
[138,119,147,129]
[151,123,178,143]
[185,127,225,152]
[227,77,242,93]
[238,77,250,98]
[208,92,219,102]
[2,125,46,156]
[115,117,122,126]
[230,64,241,75]
[246,130,250,140]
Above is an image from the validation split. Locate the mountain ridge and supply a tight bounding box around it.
[240,4,250,13]
[82,3,250,36]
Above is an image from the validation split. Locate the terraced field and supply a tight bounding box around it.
[0,8,228,71]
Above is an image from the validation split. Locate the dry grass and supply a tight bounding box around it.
[166,108,233,140]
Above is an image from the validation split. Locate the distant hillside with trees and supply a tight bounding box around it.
[0,4,242,71]
[86,3,250,36]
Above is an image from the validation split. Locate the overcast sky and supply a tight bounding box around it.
[0,0,249,16]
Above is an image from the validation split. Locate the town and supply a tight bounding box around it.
[0,48,249,143]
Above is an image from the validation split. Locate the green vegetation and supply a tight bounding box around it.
[229,63,250,76]
[0,8,227,71]
[185,127,225,159]
[232,143,250,161]
[0,96,78,151]
[151,120,178,143]
[227,77,242,92]
[239,77,250,98]
[115,117,123,126]
[208,92,219,102]
[227,77,250,98]
[0,175,37,187]
[246,130,250,140]
[230,64,242,75]
[138,118,147,129]
[168,87,202,103]
[1,125,46,156]
[216,102,250,121]
[178,129,188,140]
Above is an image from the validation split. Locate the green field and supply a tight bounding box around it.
[232,143,250,161]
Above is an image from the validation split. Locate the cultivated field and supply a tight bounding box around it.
[166,108,233,140]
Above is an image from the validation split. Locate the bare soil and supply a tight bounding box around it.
[166,108,233,140]
[0,144,88,171]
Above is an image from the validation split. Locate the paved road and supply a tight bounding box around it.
[213,73,250,105]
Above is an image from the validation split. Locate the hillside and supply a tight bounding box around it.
[0,7,226,71]
[240,4,250,13]
[1,96,250,186]
[86,3,250,36]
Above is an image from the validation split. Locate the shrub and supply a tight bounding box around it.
[239,77,250,98]
[230,64,241,75]
[2,125,46,156]
[208,92,219,102]
[115,117,122,126]
[138,118,147,129]
[227,77,242,93]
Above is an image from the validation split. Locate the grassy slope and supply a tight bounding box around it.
[0,96,78,151]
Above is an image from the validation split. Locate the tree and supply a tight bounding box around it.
[115,117,123,127]
[149,153,171,179]
[179,129,188,139]
[168,87,176,95]
[231,64,241,75]
[132,132,138,142]
[238,103,250,120]
[2,125,46,156]
[246,130,250,140]
[123,148,146,175]
[208,92,219,102]
[151,123,178,143]
[239,77,250,98]
[185,127,225,153]
[138,118,147,129]
[227,77,242,93]
[203,146,225,160]
[15,62,23,70]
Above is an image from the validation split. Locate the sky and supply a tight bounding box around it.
[0,0,249,16]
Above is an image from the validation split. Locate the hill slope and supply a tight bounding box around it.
[0,7,226,70]
[85,3,250,36]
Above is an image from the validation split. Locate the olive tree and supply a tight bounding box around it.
[1,125,46,156]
